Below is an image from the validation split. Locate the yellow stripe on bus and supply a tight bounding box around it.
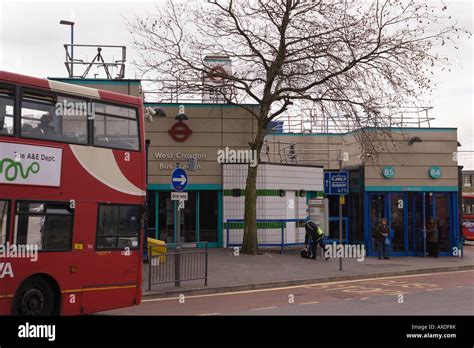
[62,284,137,294]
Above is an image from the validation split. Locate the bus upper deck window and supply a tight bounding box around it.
[21,92,88,144]
[0,86,14,135]
[93,102,139,151]
[0,201,9,244]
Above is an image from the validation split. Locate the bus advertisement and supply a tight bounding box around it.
[0,71,146,315]
[462,193,474,242]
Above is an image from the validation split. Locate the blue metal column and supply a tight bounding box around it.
[173,200,177,243]
[403,192,409,254]
[155,191,159,239]
[196,191,200,242]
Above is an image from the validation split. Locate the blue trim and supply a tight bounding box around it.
[365,186,458,192]
[217,190,223,247]
[364,192,370,255]
[404,192,409,253]
[173,200,177,243]
[328,217,349,243]
[148,184,223,191]
[196,191,200,243]
[155,191,159,239]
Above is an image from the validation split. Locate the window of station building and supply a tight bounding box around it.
[0,86,14,135]
[20,92,88,144]
[14,201,73,251]
[93,102,139,151]
[0,200,9,244]
[96,204,141,250]
[463,174,472,187]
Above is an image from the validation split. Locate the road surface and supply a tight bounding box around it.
[103,270,474,315]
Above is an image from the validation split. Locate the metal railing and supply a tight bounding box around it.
[271,106,434,134]
[226,218,309,254]
[147,242,208,290]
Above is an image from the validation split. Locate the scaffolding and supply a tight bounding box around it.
[63,44,126,79]
[270,106,435,134]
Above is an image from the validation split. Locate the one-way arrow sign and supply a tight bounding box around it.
[171,168,188,192]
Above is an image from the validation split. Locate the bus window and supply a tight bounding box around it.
[463,198,474,214]
[96,204,141,250]
[21,92,88,144]
[0,200,9,244]
[14,201,73,251]
[0,86,14,135]
[93,102,139,151]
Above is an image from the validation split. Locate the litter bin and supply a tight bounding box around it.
[147,238,167,265]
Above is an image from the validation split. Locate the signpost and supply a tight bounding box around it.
[171,192,188,201]
[324,172,349,271]
[172,168,188,192]
[172,167,188,244]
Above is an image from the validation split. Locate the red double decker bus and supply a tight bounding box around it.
[462,193,474,242]
[0,71,146,315]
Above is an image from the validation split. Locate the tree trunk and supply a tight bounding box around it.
[241,122,267,255]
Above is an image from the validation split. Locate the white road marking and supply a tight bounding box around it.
[142,269,473,303]
[198,313,220,316]
[249,306,277,311]
[299,301,320,305]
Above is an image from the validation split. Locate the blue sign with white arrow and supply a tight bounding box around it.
[324,171,349,195]
[171,168,188,192]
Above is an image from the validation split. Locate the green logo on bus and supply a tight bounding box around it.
[0,158,40,182]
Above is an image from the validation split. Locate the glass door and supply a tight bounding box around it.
[433,193,451,254]
[180,192,196,243]
[199,191,218,245]
[389,193,406,253]
[368,193,386,255]
[158,192,174,243]
[411,193,433,256]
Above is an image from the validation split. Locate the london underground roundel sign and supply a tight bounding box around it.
[168,121,192,142]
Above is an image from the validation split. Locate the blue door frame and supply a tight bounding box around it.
[365,191,457,257]
[150,187,223,248]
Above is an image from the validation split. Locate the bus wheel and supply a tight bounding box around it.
[13,277,56,316]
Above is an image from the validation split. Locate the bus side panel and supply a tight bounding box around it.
[0,297,13,315]
[81,286,138,314]
[60,292,83,315]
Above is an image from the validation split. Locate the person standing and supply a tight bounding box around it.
[426,217,439,258]
[373,217,390,260]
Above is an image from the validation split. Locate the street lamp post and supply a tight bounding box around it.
[60,20,75,78]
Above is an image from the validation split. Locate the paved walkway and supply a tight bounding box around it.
[143,244,474,297]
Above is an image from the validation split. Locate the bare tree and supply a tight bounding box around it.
[129,0,469,255]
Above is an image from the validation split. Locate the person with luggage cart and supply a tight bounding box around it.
[302,220,329,260]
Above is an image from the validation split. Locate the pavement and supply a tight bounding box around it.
[142,243,474,298]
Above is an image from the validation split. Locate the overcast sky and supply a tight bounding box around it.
[0,0,472,169]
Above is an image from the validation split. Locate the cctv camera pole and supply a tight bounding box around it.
[339,195,343,271]
[339,156,343,271]
[60,20,75,78]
